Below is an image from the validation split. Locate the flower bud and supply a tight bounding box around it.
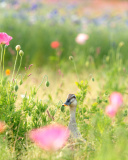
[69,56,73,60]
[19,80,23,85]
[19,50,24,56]
[15,45,21,51]
[45,81,50,87]
[15,85,19,92]
[92,77,94,81]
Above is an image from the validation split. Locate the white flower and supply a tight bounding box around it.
[75,33,89,45]
[21,94,29,99]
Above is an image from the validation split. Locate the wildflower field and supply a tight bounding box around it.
[0,0,128,159]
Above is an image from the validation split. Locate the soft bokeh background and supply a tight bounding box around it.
[1,0,128,70]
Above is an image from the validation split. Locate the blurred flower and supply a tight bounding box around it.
[75,33,89,45]
[8,47,15,55]
[0,121,6,133]
[19,50,24,56]
[119,42,124,47]
[51,41,60,49]
[29,124,70,151]
[0,32,12,45]
[6,69,10,76]
[105,105,117,118]
[96,47,101,55]
[15,45,21,51]
[106,56,110,62]
[28,64,33,69]
[58,69,63,77]
[28,74,32,77]
[109,92,123,108]
[31,3,38,10]
[85,61,89,67]
[21,94,29,99]
[69,56,73,60]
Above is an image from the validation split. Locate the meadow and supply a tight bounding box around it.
[0,0,128,160]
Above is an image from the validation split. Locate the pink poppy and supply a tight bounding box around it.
[109,92,123,109]
[75,33,89,45]
[29,124,70,151]
[0,32,12,45]
[0,121,6,133]
[105,105,117,118]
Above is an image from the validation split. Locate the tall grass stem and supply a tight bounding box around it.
[12,51,19,81]
[36,75,48,92]
[73,59,80,82]
[2,46,6,83]
[16,56,22,78]
[0,45,3,83]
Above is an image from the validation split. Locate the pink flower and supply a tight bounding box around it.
[0,32,12,45]
[109,92,123,108]
[29,124,70,151]
[75,33,89,45]
[105,105,117,118]
[0,121,6,133]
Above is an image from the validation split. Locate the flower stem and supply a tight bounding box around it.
[16,56,22,78]
[72,59,80,82]
[36,75,48,92]
[0,45,3,84]
[2,46,6,83]
[12,50,19,81]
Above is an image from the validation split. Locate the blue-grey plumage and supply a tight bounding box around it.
[63,94,85,141]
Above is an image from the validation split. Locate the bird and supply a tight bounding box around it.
[62,94,85,141]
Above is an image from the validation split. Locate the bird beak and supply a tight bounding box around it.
[62,104,68,106]
[62,99,71,106]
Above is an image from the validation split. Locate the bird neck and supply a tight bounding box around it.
[69,107,76,123]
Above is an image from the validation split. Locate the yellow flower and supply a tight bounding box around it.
[92,102,98,107]
[6,69,10,76]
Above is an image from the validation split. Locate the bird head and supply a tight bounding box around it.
[62,94,77,108]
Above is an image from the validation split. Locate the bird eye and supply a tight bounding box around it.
[67,99,70,103]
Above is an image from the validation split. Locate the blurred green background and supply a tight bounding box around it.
[1,0,128,70]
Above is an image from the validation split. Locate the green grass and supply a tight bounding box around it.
[0,64,127,159]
